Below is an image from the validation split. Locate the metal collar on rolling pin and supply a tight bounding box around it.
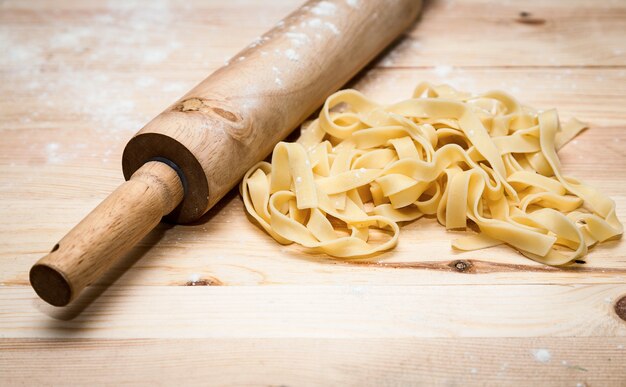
[148,156,189,205]
[29,0,424,306]
[122,131,209,223]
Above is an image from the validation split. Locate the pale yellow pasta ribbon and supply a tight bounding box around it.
[240,82,623,263]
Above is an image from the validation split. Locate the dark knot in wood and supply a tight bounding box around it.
[174,97,254,142]
[515,11,546,25]
[175,98,242,123]
[211,107,238,122]
[615,295,626,322]
[450,260,472,273]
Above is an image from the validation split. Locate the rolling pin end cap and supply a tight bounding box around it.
[30,263,72,307]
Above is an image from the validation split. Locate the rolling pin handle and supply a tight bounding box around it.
[29,160,185,306]
[29,0,423,306]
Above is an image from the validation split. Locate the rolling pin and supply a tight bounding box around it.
[30,0,423,306]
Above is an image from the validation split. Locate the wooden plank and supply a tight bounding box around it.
[397,0,626,67]
[1,285,625,339]
[0,0,623,73]
[2,191,625,288]
[3,71,626,288]
[2,67,625,149]
[1,0,625,383]
[1,338,625,385]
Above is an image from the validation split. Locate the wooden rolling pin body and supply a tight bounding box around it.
[31,0,423,306]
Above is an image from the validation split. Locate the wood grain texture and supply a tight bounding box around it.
[0,0,625,384]
[2,284,626,339]
[2,338,625,386]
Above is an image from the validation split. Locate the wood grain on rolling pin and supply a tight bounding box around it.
[29,162,184,306]
[123,0,422,222]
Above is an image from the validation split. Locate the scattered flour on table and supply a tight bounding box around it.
[143,49,170,63]
[434,65,453,77]
[161,82,187,93]
[45,142,63,164]
[531,349,551,363]
[0,0,200,149]
[346,0,359,8]
[380,39,422,67]
[346,285,365,298]
[135,76,156,88]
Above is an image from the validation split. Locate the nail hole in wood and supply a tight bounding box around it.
[184,277,223,286]
[51,243,60,253]
[186,279,210,286]
[450,260,472,273]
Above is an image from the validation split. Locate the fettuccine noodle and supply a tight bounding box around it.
[240,82,623,264]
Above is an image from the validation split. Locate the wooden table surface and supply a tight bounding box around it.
[1,0,625,385]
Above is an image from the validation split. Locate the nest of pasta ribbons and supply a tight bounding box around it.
[241,82,622,264]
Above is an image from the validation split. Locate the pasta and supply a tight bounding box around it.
[240,82,623,264]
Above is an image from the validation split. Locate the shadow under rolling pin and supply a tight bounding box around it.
[30,0,423,306]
